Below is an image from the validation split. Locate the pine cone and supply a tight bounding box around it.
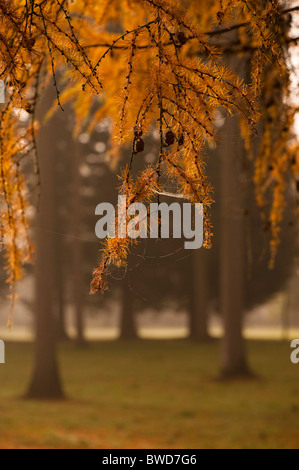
[22,37,35,51]
[135,138,145,153]
[134,124,143,138]
[165,130,175,146]
[27,38,36,51]
[178,134,184,146]
[177,32,187,45]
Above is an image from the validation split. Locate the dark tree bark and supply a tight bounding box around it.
[26,88,65,399]
[119,281,138,340]
[53,234,69,341]
[219,53,251,378]
[71,142,86,347]
[189,248,211,341]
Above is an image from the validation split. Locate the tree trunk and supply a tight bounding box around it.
[219,53,251,378]
[119,281,138,339]
[189,248,211,341]
[26,88,64,399]
[53,234,69,341]
[71,142,86,346]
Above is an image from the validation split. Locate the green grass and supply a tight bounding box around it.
[0,339,298,449]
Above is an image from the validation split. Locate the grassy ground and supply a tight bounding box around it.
[0,339,298,449]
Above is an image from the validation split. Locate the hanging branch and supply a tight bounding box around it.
[0,0,297,299]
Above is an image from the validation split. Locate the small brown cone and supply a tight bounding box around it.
[165,130,175,146]
[177,32,187,45]
[135,138,145,153]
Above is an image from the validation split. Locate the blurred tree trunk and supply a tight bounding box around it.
[26,88,64,399]
[53,227,69,341]
[120,281,138,339]
[219,52,251,378]
[72,142,86,346]
[189,248,211,341]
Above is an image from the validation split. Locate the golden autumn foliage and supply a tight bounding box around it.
[0,0,298,296]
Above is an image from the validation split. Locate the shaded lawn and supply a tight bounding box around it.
[0,339,298,449]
